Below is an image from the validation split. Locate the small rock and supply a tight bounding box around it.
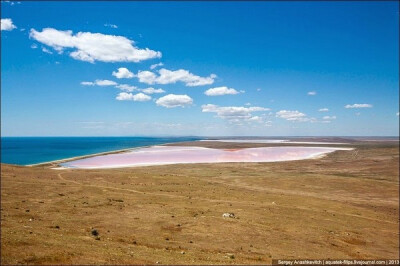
[272,202,276,205]
[181,251,185,254]
[25,210,30,213]
[55,225,60,229]
[91,229,99,236]
[222,213,235,218]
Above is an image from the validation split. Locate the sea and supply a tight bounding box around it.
[0,137,201,166]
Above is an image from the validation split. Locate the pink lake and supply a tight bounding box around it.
[60,146,353,169]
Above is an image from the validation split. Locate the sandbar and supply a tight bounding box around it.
[60,145,353,169]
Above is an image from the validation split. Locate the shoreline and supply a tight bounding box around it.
[26,144,164,167]
[17,137,397,168]
[23,139,345,168]
[57,146,354,170]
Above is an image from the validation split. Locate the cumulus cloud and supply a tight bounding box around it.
[248,116,262,122]
[204,86,239,96]
[276,110,312,122]
[29,28,161,63]
[112,67,134,79]
[202,104,268,122]
[323,115,336,120]
[345,103,373,108]
[307,91,316,96]
[116,92,151,101]
[137,68,216,87]
[31,43,38,49]
[95,79,117,86]
[156,94,193,108]
[318,108,329,112]
[136,71,157,84]
[1,18,17,31]
[141,87,165,94]
[276,110,306,120]
[115,84,137,92]
[81,80,117,86]
[150,62,163,69]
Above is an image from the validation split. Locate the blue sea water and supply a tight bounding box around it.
[1,137,201,166]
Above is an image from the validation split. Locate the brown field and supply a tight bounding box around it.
[1,140,399,264]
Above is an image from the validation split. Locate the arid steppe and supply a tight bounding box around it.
[1,140,399,264]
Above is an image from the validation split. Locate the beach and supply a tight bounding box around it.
[1,138,398,264]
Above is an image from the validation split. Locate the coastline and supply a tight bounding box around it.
[26,144,162,167]
[17,137,393,168]
[24,139,343,168]
[57,146,354,169]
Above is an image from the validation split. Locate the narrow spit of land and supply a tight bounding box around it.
[1,139,399,264]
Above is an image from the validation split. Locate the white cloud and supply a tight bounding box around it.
[345,103,373,109]
[397,112,399,116]
[1,18,17,31]
[136,70,158,84]
[95,79,117,86]
[137,68,216,87]
[308,91,316,96]
[141,87,165,94]
[202,104,268,122]
[81,80,117,86]
[323,115,336,120]
[245,103,251,106]
[115,84,137,92]
[150,62,163,69]
[81,81,95,86]
[42,47,53,54]
[156,94,193,108]
[318,108,329,112]
[31,43,38,49]
[112,67,134,79]
[248,116,262,122]
[204,86,239,96]
[104,23,118,29]
[276,110,310,122]
[29,28,161,63]
[116,92,151,102]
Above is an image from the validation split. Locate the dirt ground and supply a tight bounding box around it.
[1,141,399,264]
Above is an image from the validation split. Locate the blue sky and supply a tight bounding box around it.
[1,1,399,136]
